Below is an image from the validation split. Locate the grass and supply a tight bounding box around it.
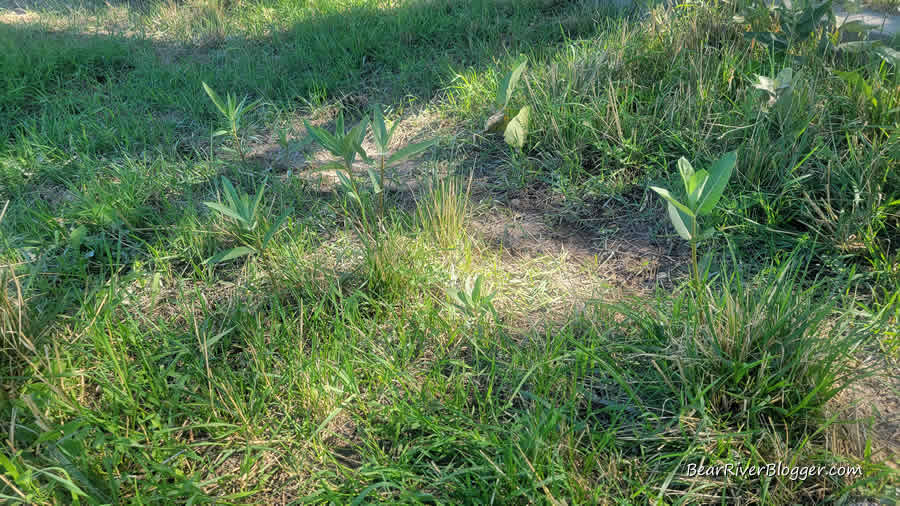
[1,0,899,503]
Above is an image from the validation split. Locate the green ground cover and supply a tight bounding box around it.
[1,0,898,503]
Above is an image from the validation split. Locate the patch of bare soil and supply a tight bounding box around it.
[829,359,900,470]
[471,183,688,296]
[0,7,36,23]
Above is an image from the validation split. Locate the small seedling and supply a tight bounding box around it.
[202,82,260,162]
[447,275,498,323]
[305,110,372,227]
[306,107,435,228]
[753,67,794,108]
[203,176,287,265]
[484,56,531,151]
[650,151,737,291]
[370,103,436,218]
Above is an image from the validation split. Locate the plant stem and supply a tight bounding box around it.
[691,240,700,293]
[233,124,244,162]
[379,156,385,222]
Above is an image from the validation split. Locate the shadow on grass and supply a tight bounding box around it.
[0,0,635,151]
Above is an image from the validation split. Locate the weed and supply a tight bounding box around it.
[2,0,898,503]
[416,171,473,250]
[202,81,260,162]
[738,0,836,52]
[650,151,737,291]
[484,56,532,151]
[370,103,436,218]
[615,257,878,426]
[203,176,287,265]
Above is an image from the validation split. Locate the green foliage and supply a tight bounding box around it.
[416,171,473,250]
[305,110,369,172]
[484,56,532,151]
[738,0,835,51]
[834,69,900,125]
[447,274,497,323]
[651,151,737,290]
[651,151,737,242]
[3,1,898,503]
[306,106,434,228]
[503,105,531,150]
[753,67,795,108]
[612,255,882,426]
[203,176,286,265]
[369,103,437,217]
[202,81,260,162]
[496,55,528,111]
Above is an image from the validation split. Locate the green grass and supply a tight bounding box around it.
[2,0,899,503]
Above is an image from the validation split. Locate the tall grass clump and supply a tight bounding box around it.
[1,202,33,376]
[0,262,31,374]
[416,171,473,250]
[614,256,876,427]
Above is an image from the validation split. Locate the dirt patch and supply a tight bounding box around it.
[0,7,39,23]
[829,362,900,470]
[471,183,687,297]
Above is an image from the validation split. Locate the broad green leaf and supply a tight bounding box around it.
[677,157,695,194]
[343,117,369,166]
[503,106,530,150]
[347,191,363,206]
[221,177,244,218]
[836,40,878,53]
[202,82,228,117]
[835,70,875,101]
[366,167,382,194]
[204,326,234,351]
[697,227,716,242]
[650,186,695,217]
[310,161,346,173]
[69,225,88,250]
[386,138,437,166]
[874,46,900,67]
[696,151,736,216]
[838,20,879,33]
[336,170,354,192]
[212,129,229,138]
[497,56,528,110]
[204,202,247,225]
[335,110,345,137]
[34,468,90,501]
[774,67,793,90]
[240,98,261,117]
[207,246,254,265]
[371,104,389,154]
[250,176,268,223]
[388,118,398,145]
[351,116,369,145]
[667,202,693,241]
[261,213,289,249]
[687,170,709,208]
[304,121,340,156]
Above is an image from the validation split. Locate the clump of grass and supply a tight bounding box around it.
[0,263,30,373]
[0,202,34,376]
[614,256,876,427]
[200,0,228,43]
[416,171,473,250]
